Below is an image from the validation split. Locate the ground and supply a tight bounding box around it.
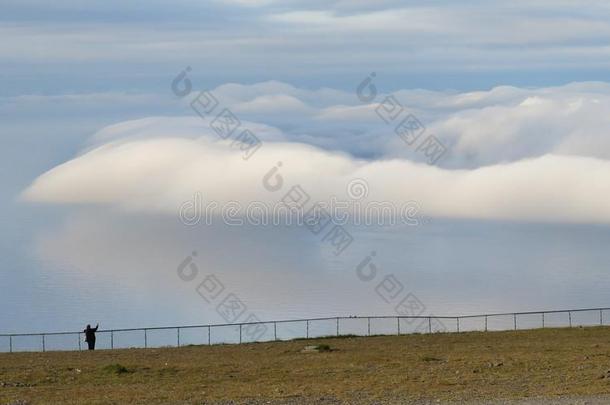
[2,327,610,404]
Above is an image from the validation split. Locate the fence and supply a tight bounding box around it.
[1,307,609,353]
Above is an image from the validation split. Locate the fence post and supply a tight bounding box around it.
[144,329,148,348]
[568,311,572,327]
[42,335,45,352]
[428,317,432,333]
[111,331,114,349]
[542,313,545,328]
[336,318,339,336]
[397,317,400,335]
[367,317,371,336]
[208,326,211,345]
[601,310,604,326]
[78,333,81,351]
[484,315,488,332]
[177,328,181,347]
[9,336,12,353]
[274,322,277,341]
[306,320,309,339]
[239,324,242,344]
[513,314,517,330]
[456,318,460,333]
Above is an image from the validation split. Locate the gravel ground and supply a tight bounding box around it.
[7,394,610,404]
[202,396,610,405]
[451,396,610,405]
[5,328,610,404]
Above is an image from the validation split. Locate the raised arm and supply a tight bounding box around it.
[93,324,99,332]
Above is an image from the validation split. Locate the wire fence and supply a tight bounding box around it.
[1,307,609,353]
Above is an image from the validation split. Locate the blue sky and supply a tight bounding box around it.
[2,0,610,334]
[3,0,610,95]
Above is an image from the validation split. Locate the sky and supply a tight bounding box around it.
[1,0,610,336]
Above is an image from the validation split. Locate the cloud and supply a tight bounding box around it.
[21,131,610,225]
[13,79,610,325]
[266,8,455,34]
[200,80,610,167]
[88,116,286,146]
[20,80,610,225]
[232,94,314,115]
[214,0,277,6]
[3,0,610,82]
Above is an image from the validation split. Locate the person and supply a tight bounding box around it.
[84,323,99,350]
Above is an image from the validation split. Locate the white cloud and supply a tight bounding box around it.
[20,81,610,225]
[267,8,456,34]
[89,116,286,146]
[232,94,314,115]
[21,131,610,225]
[266,4,610,47]
[203,80,610,167]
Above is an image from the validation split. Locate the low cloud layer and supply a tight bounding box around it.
[21,81,610,225]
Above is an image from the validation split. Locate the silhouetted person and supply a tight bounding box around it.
[84,324,99,350]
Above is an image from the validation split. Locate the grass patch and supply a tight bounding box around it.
[102,363,131,375]
[292,334,358,341]
[3,327,610,404]
[420,355,444,362]
[157,367,180,376]
[320,334,358,339]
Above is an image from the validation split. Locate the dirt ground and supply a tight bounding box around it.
[2,326,610,404]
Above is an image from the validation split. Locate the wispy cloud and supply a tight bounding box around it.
[2,0,610,85]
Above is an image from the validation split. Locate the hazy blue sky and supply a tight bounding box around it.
[3,0,610,94]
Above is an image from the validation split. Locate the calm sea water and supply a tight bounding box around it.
[2,217,610,351]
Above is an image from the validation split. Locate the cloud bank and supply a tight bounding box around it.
[22,81,610,225]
